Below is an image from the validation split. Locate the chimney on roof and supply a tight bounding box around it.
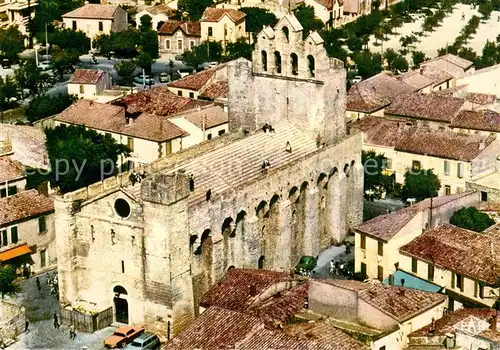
[429,317,436,334]
[371,86,376,92]
[401,278,405,287]
[249,284,257,297]
[399,287,405,297]
[479,139,486,150]
[127,117,133,125]
[491,311,498,331]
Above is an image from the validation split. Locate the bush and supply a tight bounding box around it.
[450,207,495,232]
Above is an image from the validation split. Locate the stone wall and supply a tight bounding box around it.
[0,301,25,343]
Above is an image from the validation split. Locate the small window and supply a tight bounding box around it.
[79,85,84,94]
[360,234,366,249]
[218,129,225,136]
[40,249,46,268]
[115,199,131,218]
[177,90,182,96]
[445,185,451,195]
[481,191,488,202]
[10,226,18,244]
[206,189,211,201]
[7,186,16,196]
[290,53,298,76]
[456,273,463,291]
[38,216,47,233]
[207,133,212,140]
[72,20,77,30]
[177,39,183,50]
[479,282,484,299]
[261,50,267,71]
[377,265,383,281]
[379,347,386,350]
[360,262,367,278]
[166,141,172,155]
[208,27,213,36]
[443,160,450,175]
[190,40,195,49]
[121,260,125,273]
[127,137,134,151]
[0,188,6,198]
[377,241,383,256]
[307,55,315,78]
[428,264,434,281]
[385,158,392,170]
[457,162,464,178]
[165,39,171,50]
[0,230,6,246]
[411,258,417,273]
[412,160,421,171]
[274,51,281,74]
[282,26,289,41]
[99,21,103,32]
[189,92,194,98]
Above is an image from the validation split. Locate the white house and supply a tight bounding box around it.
[68,69,111,99]
[135,4,176,31]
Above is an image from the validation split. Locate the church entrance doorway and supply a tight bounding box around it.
[113,285,129,324]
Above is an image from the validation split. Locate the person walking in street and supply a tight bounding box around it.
[36,277,41,292]
[53,313,59,329]
[69,324,75,340]
[25,320,29,333]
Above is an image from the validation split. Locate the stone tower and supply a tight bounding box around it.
[228,14,346,146]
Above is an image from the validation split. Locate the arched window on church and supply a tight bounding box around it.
[282,26,289,42]
[290,53,298,76]
[307,55,315,78]
[274,51,282,74]
[261,50,267,72]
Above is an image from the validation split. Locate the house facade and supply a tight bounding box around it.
[200,8,246,47]
[62,4,128,49]
[0,156,26,198]
[135,4,175,31]
[158,21,201,57]
[67,69,111,99]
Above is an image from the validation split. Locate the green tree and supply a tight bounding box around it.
[94,34,113,59]
[411,50,427,68]
[478,40,499,68]
[224,38,253,61]
[178,0,213,21]
[383,48,398,70]
[0,26,25,62]
[347,37,363,52]
[450,207,495,232]
[183,41,223,69]
[136,52,154,75]
[354,50,382,78]
[25,93,77,123]
[401,169,441,202]
[458,47,478,62]
[0,76,18,122]
[362,150,394,200]
[139,14,153,31]
[15,59,51,96]
[45,125,130,193]
[293,4,324,39]
[478,1,493,18]
[50,28,90,55]
[139,29,159,59]
[0,266,18,298]
[51,47,79,80]
[112,29,141,58]
[115,59,137,85]
[392,54,409,72]
[240,7,277,36]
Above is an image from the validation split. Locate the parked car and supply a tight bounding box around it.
[38,60,52,71]
[295,255,317,274]
[350,76,362,84]
[124,333,160,350]
[104,325,144,348]
[134,75,154,85]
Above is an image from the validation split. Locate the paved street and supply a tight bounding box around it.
[6,271,116,349]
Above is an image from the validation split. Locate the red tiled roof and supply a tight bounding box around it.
[358,283,447,323]
[200,268,296,311]
[422,54,473,70]
[201,8,246,22]
[168,67,222,91]
[56,99,187,142]
[146,4,176,16]
[164,306,264,350]
[62,4,119,19]
[158,21,201,36]
[312,0,334,10]
[0,190,54,227]
[409,308,495,337]
[119,86,209,116]
[0,157,25,183]
[402,67,453,90]
[451,109,500,132]
[69,69,104,85]
[394,127,495,161]
[400,223,500,285]
[385,92,465,122]
[347,72,416,113]
[358,117,406,147]
[176,105,228,129]
[466,92,497,105]
[199,81,228,100]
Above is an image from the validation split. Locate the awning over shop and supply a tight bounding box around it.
[0,244,31,262]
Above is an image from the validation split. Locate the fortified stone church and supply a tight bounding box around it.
[54,14,363,339]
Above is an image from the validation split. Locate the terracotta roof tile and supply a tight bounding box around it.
[158,21,201,36]
[0,157,25,183]
[56,99,187,142]
[385,92,465,122]
[176,105,228,129]
[466,92,497,105]
[69,69,104,85]
[358,117,406,147]
[62,4,119,19]
[402,67,453,90]
[199,81,228,100]
[0,125,48,170]
[394,127,495,161]
[451,109,500,132]
[347,72,416,113]
[312,0,334,10]
[146,4,176,16]
[423,54,473,70]
[400,223,500,284]
[357,283,447,323]
[168,67,222,91]
[201,8,246,22]
[409,308,495,337]
[0,190,54,227]
[200,268,295,311]
[343,0,360,13]
[119,86,209,116]
[164,306,264,349]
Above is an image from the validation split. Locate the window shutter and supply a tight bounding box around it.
[452,273,455,288]
[10,227,18,244]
